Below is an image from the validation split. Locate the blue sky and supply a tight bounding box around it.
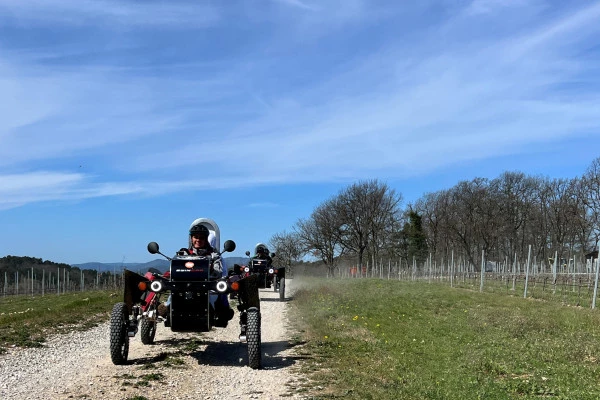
[1,0,599,264]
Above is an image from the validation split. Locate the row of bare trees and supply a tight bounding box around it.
[270,179,405,276]
[269,157,600,277]
[412,160,600,271]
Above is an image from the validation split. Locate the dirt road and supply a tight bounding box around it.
[0,280,305,400]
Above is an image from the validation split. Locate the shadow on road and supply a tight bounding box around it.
[189,339,308,369]
[130,336,309,369]
[259,297,293,303]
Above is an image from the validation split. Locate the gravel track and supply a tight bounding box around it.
[0,279,305,400]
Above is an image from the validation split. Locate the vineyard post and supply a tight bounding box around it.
[428,253,432,284]
[450,250,454,288]
[512,253,517,291]
[480,249,485,293]
[524,245,532,298]
[552,251,558,294]
[388,259,391,280]
[592,259,600,309]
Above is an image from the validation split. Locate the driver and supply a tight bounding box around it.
[179,224,222,278]
[158,223,234,326]
[252,245,272,263]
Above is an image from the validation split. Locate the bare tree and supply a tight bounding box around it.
[413,190,454,263]
[582,157,600,252]
[295,198,345,277]
[534,177,585,264]
[269,230,305,277]
[443,179,486,267]
[335,179,402,274]
[571,177,595,253]
[489,171,538,264]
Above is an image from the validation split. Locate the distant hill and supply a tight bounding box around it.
[72,257,251,273]
[224,257,252,269]
[72,259,170,273]
[73,262,141,272]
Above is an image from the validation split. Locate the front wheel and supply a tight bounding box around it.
[110,302,130,365]
[140,318,157,345]
[279,278,285,302]
[246,307,261,369]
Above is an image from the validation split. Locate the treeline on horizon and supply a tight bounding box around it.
[4,157,600,281]
[268,157,600,277]
[0,255,114,287]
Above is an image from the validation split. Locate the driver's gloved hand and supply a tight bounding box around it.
[177,248,189,256]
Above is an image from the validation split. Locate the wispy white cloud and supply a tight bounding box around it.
[270,0,316,11]
[0,50,235,167]
[126,0,600,177]
[0,0,219,27]
[0,171,142,210]
[0,1,599,210]
[465,0,534,16]
[507,1,600,58]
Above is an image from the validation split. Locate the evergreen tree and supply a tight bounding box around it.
[405,211,428,265]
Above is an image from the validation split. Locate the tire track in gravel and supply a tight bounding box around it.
[1,279,307,400]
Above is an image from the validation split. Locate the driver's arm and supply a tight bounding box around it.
[211,257,223,278]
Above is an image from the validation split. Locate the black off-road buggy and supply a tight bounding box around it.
[270,263,286,302]
[109,218,262,369]
[244,243,286,301]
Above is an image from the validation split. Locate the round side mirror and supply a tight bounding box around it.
[147,242,159,254]
[270,253,276,258]
[245,251,251,257]
[223,240,236,253]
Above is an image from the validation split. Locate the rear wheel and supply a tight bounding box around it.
[246,307,261,369]
[279,278,285,302]
[140,318,156,345]
[110,302,129,365]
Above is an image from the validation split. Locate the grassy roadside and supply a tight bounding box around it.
[289,278,600,399]
[0,290,118,353]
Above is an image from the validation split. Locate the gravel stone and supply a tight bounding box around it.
[0,279,305,400]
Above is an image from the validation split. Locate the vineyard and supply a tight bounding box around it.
[1,267,125,297]
[332,247,600,309]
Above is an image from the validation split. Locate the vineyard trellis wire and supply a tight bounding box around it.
[1,268,132,298]
[335,249,600,309]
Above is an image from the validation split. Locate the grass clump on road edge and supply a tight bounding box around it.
[288,278,600,399]
[0,290,118,353]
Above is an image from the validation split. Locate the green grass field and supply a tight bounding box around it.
[0,290,117,353]
[4,280,600,399]
[289,278,600,399]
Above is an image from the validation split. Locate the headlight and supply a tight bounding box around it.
[216,281,228,293]
[268,269,274,274]
[244,267,250,272]
[150,281,163,292]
